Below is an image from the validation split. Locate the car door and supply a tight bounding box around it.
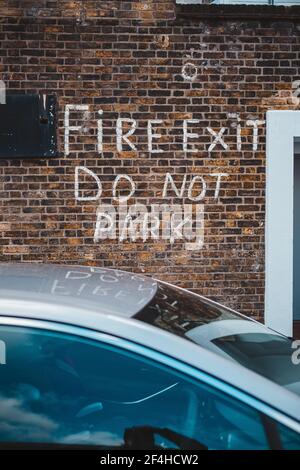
[0,318,299,450]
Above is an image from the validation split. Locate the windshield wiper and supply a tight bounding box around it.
[122,425,208,450]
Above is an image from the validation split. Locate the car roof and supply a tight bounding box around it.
[0,263,158,317]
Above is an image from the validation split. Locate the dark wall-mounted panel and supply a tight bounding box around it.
[0,94,57,159]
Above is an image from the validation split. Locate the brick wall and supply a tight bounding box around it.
[0,0,299,320]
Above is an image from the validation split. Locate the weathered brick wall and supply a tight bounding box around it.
[0,0,299,320]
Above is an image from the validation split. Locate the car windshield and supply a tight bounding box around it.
[134,282,300,397]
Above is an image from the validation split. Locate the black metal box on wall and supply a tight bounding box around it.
[0,94,57,158]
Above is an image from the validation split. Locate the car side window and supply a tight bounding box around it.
[0,325,277,449]
[277,423,300,450]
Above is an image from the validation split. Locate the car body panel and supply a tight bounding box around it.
[0,300,300,425]
[0,315,299,437]
[0,263,299,428]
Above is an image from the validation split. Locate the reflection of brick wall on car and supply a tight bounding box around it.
[0,0,298,321]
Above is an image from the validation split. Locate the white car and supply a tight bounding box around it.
[0,263,299,450]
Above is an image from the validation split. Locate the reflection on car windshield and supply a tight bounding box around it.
[213,333,300,396]
[135,283,300,396]
[134,282,239,335]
